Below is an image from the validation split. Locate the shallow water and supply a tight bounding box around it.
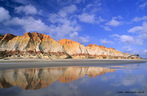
[0,62,147,96]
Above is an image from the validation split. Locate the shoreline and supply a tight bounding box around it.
[0,59,146,70]
[0,58,146,61]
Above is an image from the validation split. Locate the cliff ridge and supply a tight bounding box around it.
[0,32,141,59]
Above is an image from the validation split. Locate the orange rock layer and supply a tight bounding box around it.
[0,32,142,59]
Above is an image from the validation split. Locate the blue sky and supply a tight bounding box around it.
[0,0,147,58]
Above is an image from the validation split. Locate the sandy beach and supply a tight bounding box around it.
[0,59,147,70]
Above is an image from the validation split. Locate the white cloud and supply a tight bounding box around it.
[48,11,81,40]
[132,16,147,22]
[110,34,119,37]
[58,4,77,17]
[100,39,114,44]
[102,26,111,31]
[49,13,77,25]
[70,32,89,43]
[4,4,81,41]
[70,32,78,38]
[83,2,101,14]
[119,35,134,43]
[98,16,105,22]
[62,5,77,14]
[112,34,143,45]
[128,26,143,33]
[47,4,90,42]
[49,22,80,40]
[78,13,96,23]
[120,35,142,45]
[4,16,80,41]
[79,36,89,43]
[15,5,37,15]
[128,22,147,39]
[78,13,104,24]
[5,16,50,33]
[139,2,147,9]
[3,3,88,44]
[83,4,93,12]
[0,7,11,22]
[106,18,122,27]
[111,22,147,46]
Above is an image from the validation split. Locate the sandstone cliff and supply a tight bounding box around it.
[0,32,67,59]
[59,39,88,59]
[0,66,115,90]
[0,32,141,59]
[86,44,130,59]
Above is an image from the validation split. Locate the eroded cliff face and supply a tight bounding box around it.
[0,66,115,90]
[0,32,141,59]
[86,44,130,59]
[59,39,88,59]
[0,32,67,59]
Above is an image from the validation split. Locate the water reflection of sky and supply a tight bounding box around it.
[0,62,147,96]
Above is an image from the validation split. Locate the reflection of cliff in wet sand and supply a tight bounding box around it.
[0,66,115,90]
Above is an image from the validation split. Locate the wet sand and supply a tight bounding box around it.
[0,59,147,70]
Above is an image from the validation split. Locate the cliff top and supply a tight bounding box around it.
[2,33,16,41]
[59,39,80,45]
